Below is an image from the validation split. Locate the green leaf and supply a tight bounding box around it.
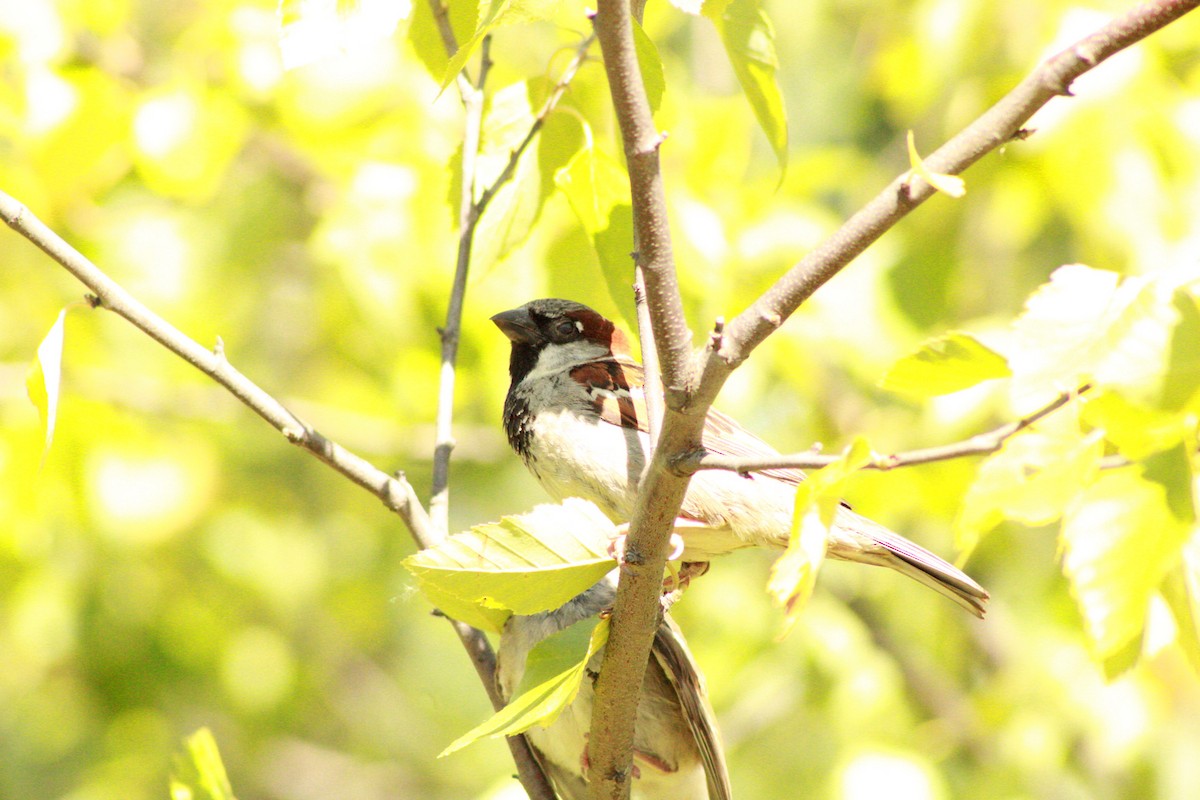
[403,499,618,618]
[278,0,412,70]
[879,331,1010,396]
[1009,265,1178,409]
[169,728,236,800]
[1161,547,1200,673]
[439,0,514,90]
[555,139,638,330]
[26,308,67,464]
[410,574,513,633]
[1061,468,1192,671]
[440,616,609,756]
[467,81,557,270]
[632,20,665,114]
[1081,391,1185,461]
[955,430,1103,555]
[704,0,788,175]
[407,0,478,80]
[769,437,871,634]
[1159,290,1200,412]
[905,130,965,197]
[1141,439,1196,524]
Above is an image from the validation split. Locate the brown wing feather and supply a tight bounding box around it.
[652,615,733,800]
[570,359,649,432]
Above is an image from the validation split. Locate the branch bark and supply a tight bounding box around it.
[681,385,1091,475]
[589,2,704,798]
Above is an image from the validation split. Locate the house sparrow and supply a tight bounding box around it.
[492,298,988,617]
[497,571,732,800]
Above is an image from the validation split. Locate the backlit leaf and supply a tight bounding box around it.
[440,616,608,756]
[955,429,1102,555]
[169,728,236,800]
[403,499,618,618]
[879,331,1010,396]
[905,130,965,197]
[555,140,638,330]
[1061,468,1191,672]
[704,0,788,174]
[25,308,67,463]
[770,437,871,635]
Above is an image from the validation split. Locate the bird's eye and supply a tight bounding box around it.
[554,318,578,338]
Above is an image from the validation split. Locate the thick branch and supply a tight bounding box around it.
[680,386,1090,475]
[589,2,704,799]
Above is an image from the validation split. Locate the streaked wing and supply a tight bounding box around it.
[652,615,732,800]
[570,358,649,432]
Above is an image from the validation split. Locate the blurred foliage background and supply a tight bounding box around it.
[3,0,1200,798]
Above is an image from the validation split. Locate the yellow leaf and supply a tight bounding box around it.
[906,130,965,197]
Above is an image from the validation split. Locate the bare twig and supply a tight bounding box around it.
[429,45,487,536]
[680,386,1091,475]
[426,13,596,800]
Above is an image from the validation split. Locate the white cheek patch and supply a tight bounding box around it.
[526,340,612,381]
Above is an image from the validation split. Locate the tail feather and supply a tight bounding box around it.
[831,510,989,618]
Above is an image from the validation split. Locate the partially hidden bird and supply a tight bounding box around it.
[491,298,988,617]
[497,571,732,800]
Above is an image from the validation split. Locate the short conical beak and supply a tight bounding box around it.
[491,307,539,344]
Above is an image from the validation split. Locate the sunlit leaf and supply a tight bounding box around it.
[407,0,478,80]
[439,0,514,90]
[770,437,871,635]
[1061,468,1192,671]
[555,139,638,329]
[25,308,67,463]
[468,81,555,269]
[411,575,513,633]
[1009,265,1179,410]
[1159,290,1200,412]
[704,0,788,174]
[169,728,236,800]
[905,130,965,197]
[403,499,618,618]
[879,331,1010,396]
[278,0,412,70]
[440,616,608,755]
[1141,439,1196,524]
[1161,541,1200,673]
[1081,391,1185,461]
[955,429,1103,555]
[632,20,665,114]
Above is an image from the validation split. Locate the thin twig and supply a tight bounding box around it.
[425,11,573,798]
[680,385,1091,475]
[474,33,596,217]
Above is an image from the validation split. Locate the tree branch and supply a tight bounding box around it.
[585,2,1198,798]
[680,385,1091,475]
[688,0,1200,420]
[589,2,704,798]
[0,186,562,796]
